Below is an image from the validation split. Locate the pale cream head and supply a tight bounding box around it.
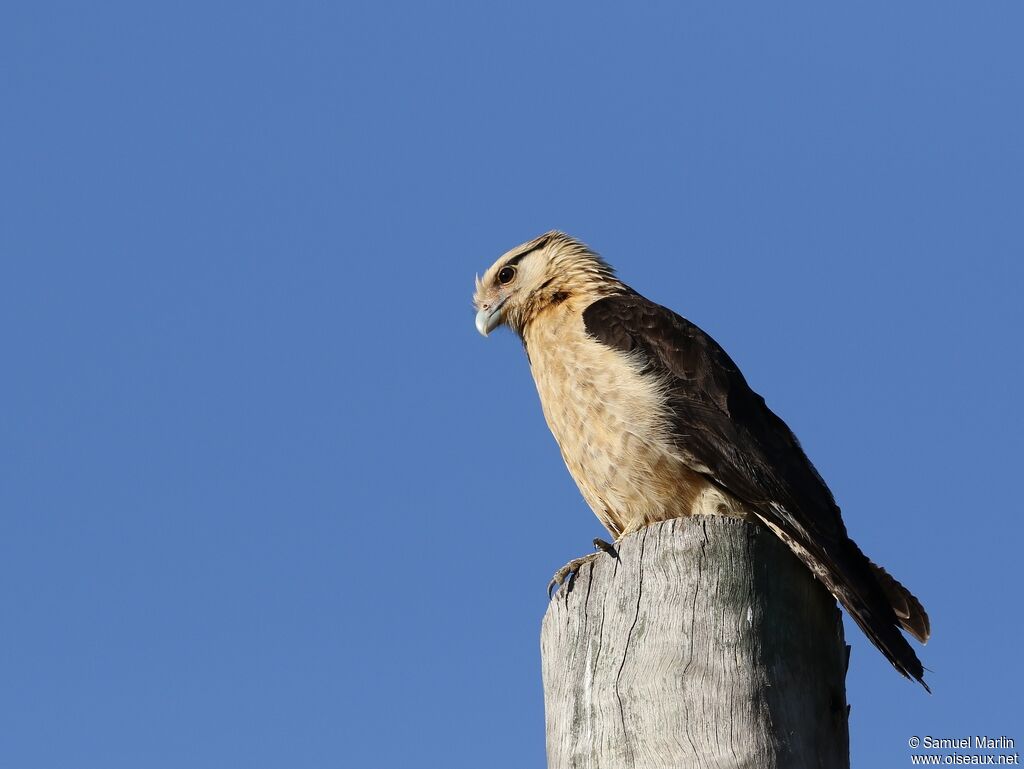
[473,231,621,338]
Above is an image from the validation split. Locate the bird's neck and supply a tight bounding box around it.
[516,280,629,341]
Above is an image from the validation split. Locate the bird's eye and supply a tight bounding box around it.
[498,266,516,285]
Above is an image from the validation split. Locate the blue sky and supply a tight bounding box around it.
[2,2,1022,767]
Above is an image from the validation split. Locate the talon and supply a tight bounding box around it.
[593,537,618,559]
[547,551,604,598]
[547,561,575,598]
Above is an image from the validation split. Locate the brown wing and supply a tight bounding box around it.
[583,291,930,689]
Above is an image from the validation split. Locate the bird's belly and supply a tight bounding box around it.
[528,324,749,536]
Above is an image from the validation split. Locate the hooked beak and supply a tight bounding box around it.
[475,296,508,337]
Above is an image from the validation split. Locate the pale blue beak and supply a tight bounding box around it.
[475,297,507,337]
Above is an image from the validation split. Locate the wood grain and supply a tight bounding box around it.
[541,517,850,769]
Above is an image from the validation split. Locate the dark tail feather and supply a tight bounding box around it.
[757,511,931,691]
[841,588,930,692]
[869,560,931,644]
[833,540,931,692]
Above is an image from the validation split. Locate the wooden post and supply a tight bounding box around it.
[541,516,850,769]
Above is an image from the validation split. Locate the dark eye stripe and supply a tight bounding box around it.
[503,235,551,268]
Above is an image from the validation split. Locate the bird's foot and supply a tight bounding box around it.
[547,538,619,598]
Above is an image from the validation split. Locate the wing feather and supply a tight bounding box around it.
[583,291,929,688]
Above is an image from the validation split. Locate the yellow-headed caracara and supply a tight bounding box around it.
[473,231,931,689]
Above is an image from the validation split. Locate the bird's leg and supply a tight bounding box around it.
[547,538,620,598]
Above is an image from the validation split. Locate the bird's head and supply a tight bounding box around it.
[473,231,621,338]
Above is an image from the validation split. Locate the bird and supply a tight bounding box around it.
[473,230,931,689]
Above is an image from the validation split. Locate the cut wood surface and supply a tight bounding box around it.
[541,516,850,769]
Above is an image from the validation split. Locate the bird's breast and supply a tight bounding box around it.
[524,309,748,536]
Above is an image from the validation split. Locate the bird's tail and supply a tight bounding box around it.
[868,560,931,644]
[832,539,931,692]
[756,510,931,691]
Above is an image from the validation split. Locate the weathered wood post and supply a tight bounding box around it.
[541,516,849,769]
